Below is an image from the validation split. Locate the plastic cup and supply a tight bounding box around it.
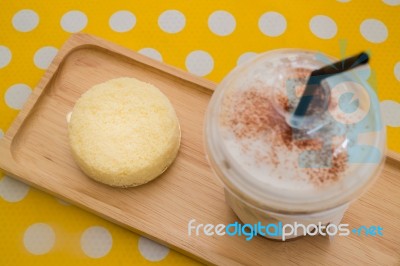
[204,49,386,240]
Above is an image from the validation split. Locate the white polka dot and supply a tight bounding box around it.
[34,46,58,70]
[185,50,214,76]
[0,46,12,68]
[337,0,351,2]
[158,10,185,34]
[12,10,39,32]
[5,84,32,110]
[0,129,3,139]
[23,223,55,255]
[237,52,258,65]
[258,12,287,37]
[380,100,400,127]
[138,48,163,62]
[208,11,236,36]
[309,15,337,39]
[360,19,388,43]
[394,62,400,81]
[138,237,169,262]
[109,11,136,33]
[0,176,30,202]
[383,0,400,5]
[61,11,87,33]
[81,226,112,258]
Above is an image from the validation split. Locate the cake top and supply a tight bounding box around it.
[68,77,180,187]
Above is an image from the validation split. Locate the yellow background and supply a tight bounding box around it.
[1,0,399,265]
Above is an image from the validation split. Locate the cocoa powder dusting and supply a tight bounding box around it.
[221,69,348,187]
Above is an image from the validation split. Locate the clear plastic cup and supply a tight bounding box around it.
[204,49,386,240]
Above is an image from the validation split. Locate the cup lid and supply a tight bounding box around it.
[205,49,386,213]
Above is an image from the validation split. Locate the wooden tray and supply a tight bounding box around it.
[0,33,399,265]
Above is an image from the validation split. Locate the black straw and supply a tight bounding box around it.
[293,52,369,118]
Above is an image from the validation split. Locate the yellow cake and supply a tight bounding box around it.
[68,77,181,187]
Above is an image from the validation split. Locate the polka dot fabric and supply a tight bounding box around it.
[0,1,399,265]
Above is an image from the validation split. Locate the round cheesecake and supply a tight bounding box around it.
[68,77,181,187]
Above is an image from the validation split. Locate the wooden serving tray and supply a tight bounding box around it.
[0,34,399,265]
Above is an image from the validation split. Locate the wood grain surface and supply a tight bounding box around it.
[0,33,398,266]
